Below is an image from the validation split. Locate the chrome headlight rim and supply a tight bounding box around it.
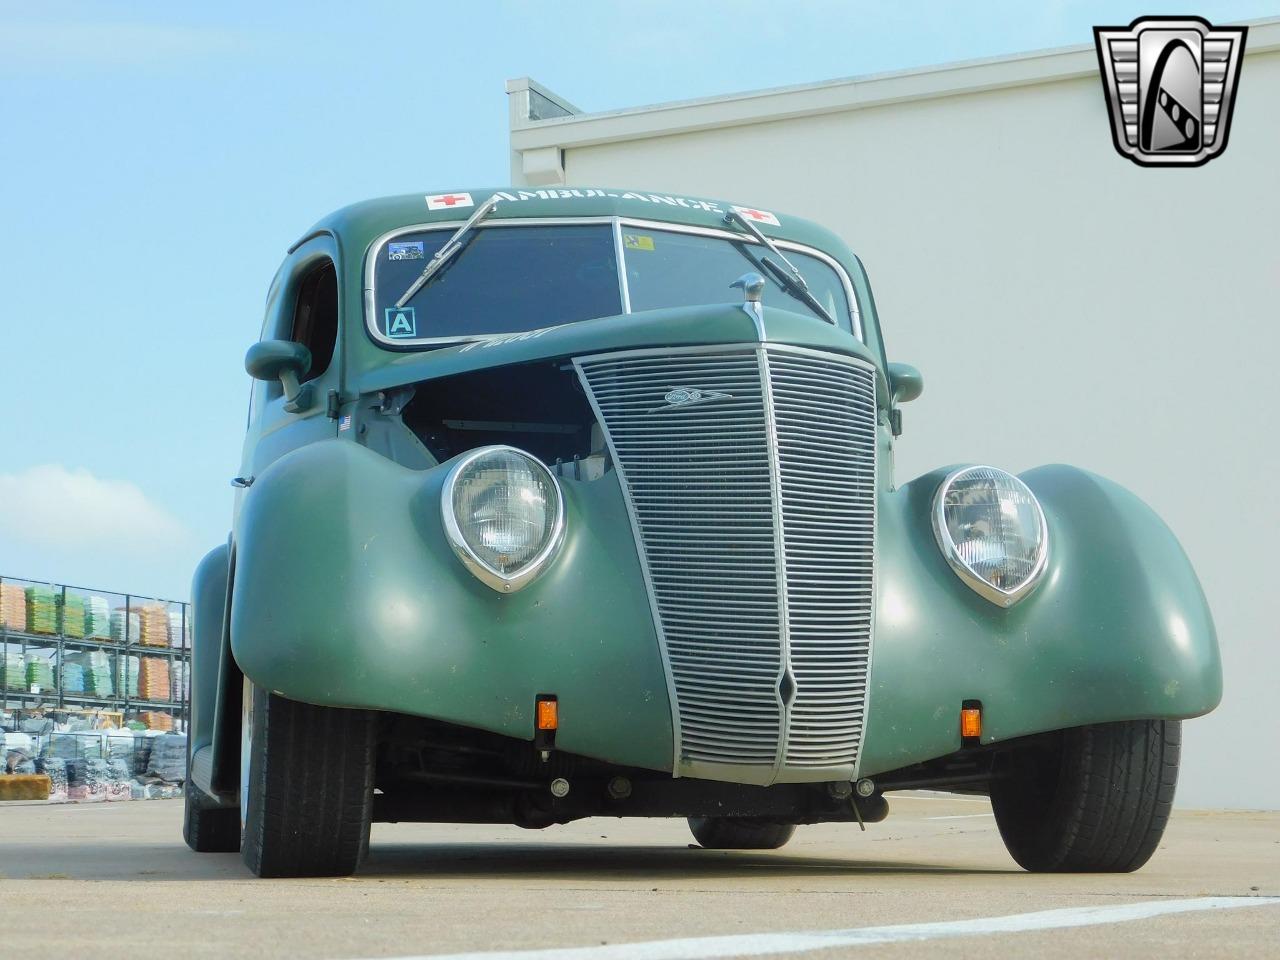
[931,465,1049,608]
[441,444,566,594]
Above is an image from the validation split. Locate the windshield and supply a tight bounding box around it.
[374,224,621,342]
[370,221,854,346]
[621,228,848,325]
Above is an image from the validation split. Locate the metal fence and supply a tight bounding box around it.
[0,574,190,730]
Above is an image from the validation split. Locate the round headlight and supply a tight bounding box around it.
[932,466,1048,607]
[442,446,565,593]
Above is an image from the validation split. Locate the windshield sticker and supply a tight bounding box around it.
[425,192,474,211]
[730,205,780,227]
[384,307,417,339]
[623,234,655,251]
[387,241,424,261]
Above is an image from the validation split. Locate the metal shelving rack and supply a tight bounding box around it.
[0,576,191,728]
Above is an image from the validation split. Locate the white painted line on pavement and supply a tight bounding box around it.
[926,813,994,820]
[373,897,1280,960]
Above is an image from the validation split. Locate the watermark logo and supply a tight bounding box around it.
[1094,17,1247,167]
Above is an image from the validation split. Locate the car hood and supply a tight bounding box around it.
[354,304,885,403]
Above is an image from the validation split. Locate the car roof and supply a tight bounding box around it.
[296,187,856,263]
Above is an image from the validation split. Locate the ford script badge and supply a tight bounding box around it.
[654,386,734,413]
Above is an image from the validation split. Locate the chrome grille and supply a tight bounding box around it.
[575,344,877,782]
[769,351,877,768]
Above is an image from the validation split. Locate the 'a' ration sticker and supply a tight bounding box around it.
[384,307,417,338]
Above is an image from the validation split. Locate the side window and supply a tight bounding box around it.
[290,260,338,383]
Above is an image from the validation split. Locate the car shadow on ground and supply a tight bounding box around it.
[0,840,1013,883]
[358,842,1015,881]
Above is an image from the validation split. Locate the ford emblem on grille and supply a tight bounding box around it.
[654,386,733,412]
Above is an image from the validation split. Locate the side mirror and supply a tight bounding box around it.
[887,362,923,405]
[246,340,313,412]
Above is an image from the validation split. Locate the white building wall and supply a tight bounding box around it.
[508,29,1280,809]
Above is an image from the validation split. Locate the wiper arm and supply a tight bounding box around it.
[395,194,501,308]
[724,210,835,325]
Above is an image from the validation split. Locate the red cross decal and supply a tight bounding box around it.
[739,208,771,221]
[436,194,468,206]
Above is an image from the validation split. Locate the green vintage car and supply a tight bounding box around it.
[183,188,1221,878]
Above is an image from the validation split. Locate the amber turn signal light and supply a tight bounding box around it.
[536,697,559,731]
[960,705,982,739]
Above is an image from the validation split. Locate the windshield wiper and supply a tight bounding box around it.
[395,194,501,307]
[723,210,835,325]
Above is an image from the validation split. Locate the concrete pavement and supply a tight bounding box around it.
[0,793,1275,959]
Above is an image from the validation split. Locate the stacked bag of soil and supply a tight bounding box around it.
[105,759,133,800]
[169,660,188,704]
[25,654,56,692]
[66,758,111,801]
[137,604,170,647]
[139,657,170,701]
[61,660,86,694]
[138,711,174,731]
[84,595,111,640]
[147,733,187,782]
[168,609,188,648]
[25,586,58,634]
[4,731,37,774]
[116,654,140,697]
[0,582,26,629]
[61,593,86,639]
[82,651,114,697]
[110,609,140,644]
[1,650,24,690]
[35,757,69,803]
[131,733,155,775]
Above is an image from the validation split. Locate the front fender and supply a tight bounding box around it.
[859,463,1221,778]
[189,541,229,756]
[229,439,674,773]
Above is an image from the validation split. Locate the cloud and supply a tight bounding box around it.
[0,464,189,553]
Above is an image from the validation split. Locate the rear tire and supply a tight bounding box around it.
[688,817,796,850]
[991,719,1180,873]
[240,681,376,878]
[183,782,240,853]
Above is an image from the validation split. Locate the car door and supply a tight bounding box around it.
[237,235,343,502]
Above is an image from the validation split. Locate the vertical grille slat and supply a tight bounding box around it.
[576,344,877,781]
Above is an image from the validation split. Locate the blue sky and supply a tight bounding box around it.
[2,0,1275,600]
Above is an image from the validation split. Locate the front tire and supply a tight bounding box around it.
[240,681,376,878]
[688,817,796,850]
[183,781,240,853]
[991,719,1180,873]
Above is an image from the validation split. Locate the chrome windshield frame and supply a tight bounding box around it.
[363,216,864,349]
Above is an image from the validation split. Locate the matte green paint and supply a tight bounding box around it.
[189,542,229,756]
[886,361,924,405]
[859,463,1221,777]
[191,187,1222,789]
[229,437,675,773]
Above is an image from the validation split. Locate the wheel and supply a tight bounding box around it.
[239,679,376,878]
[688,817,796,850]
[991,719,1180,873]
[183,781,240,853]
